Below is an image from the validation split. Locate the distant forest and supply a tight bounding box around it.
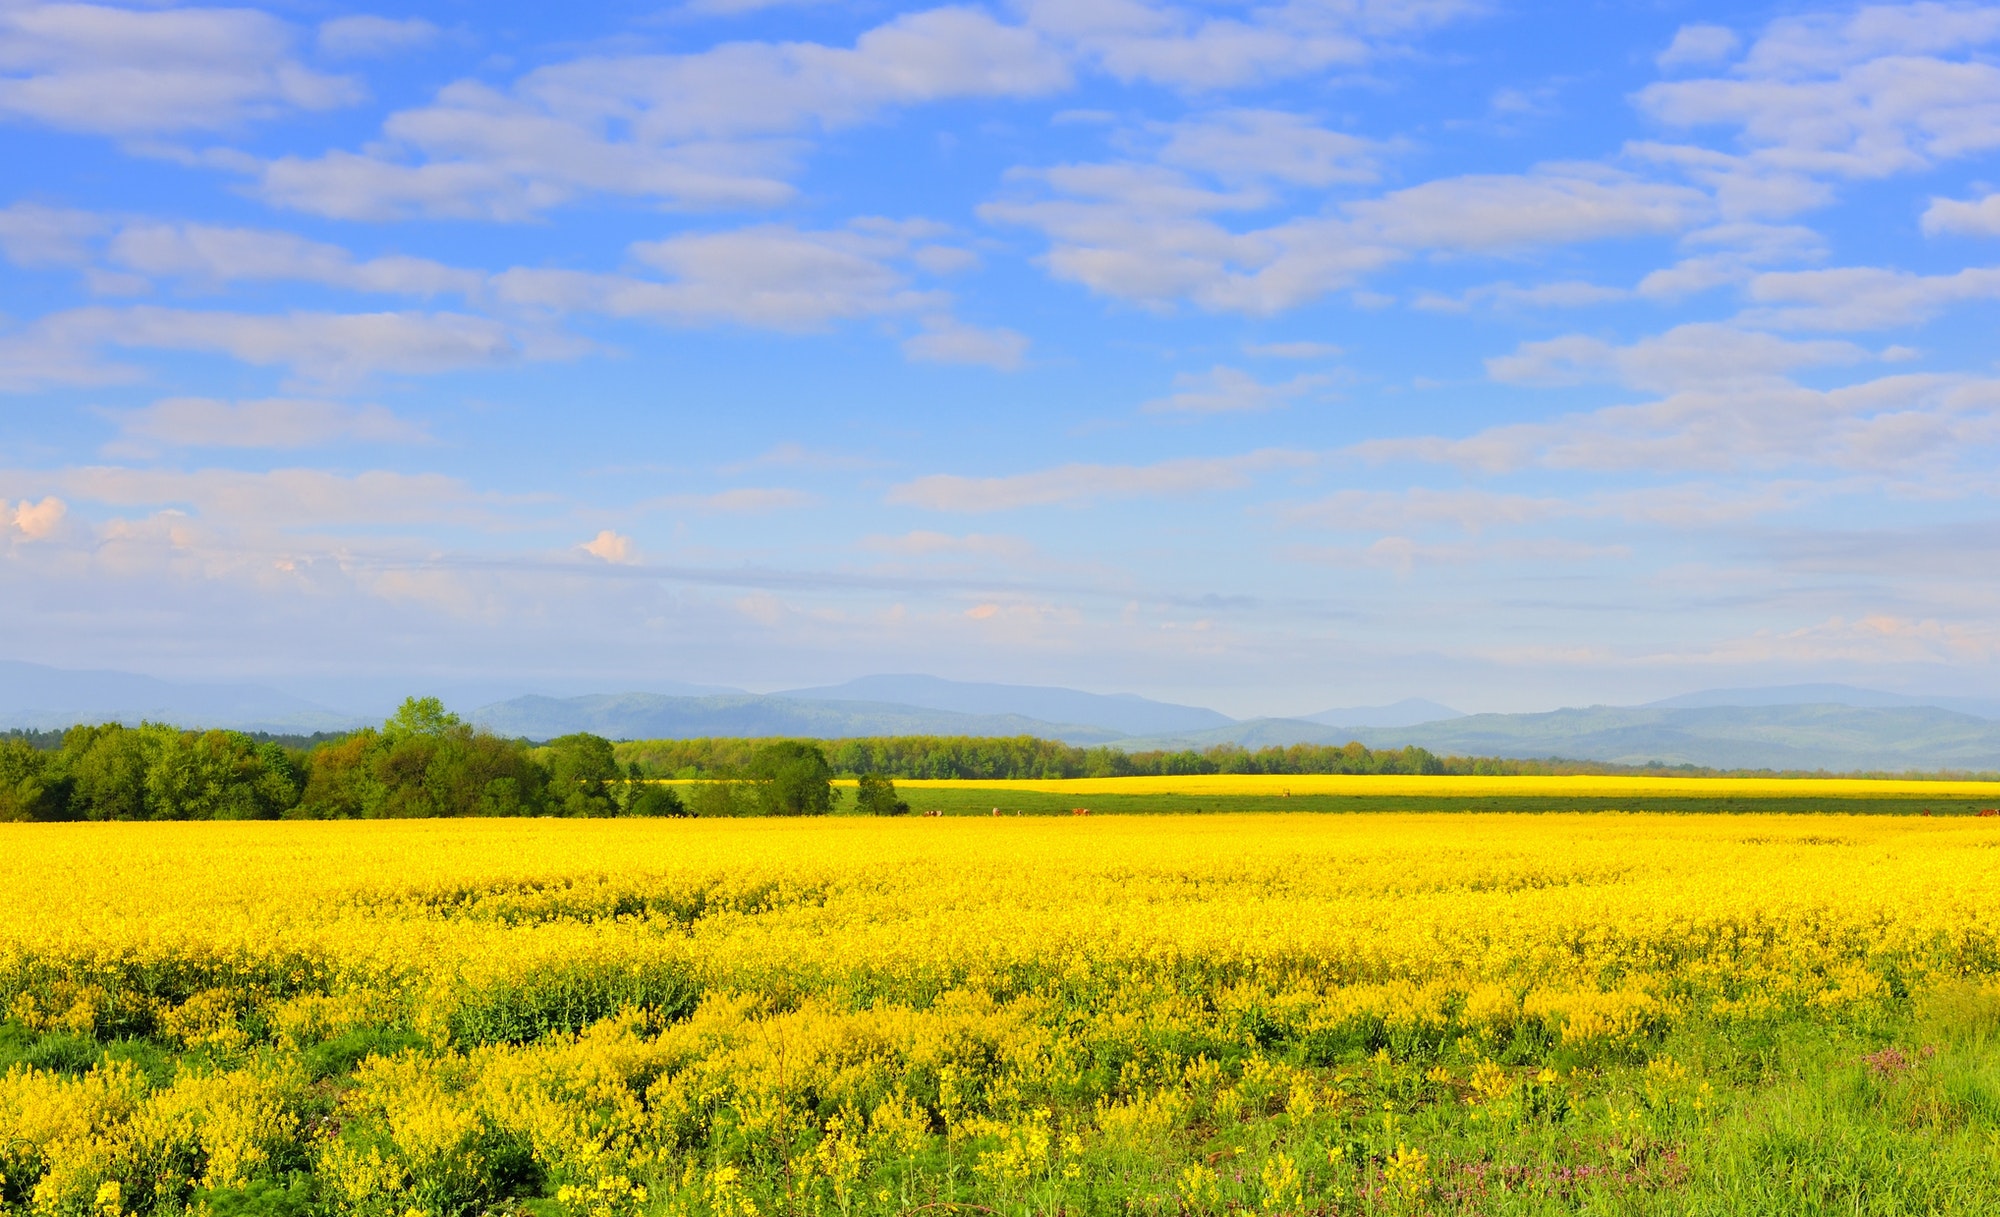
[6,702,1994,823]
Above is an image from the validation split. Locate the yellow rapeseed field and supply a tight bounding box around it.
[4,815,2000,1216]
[877,773,2000,798]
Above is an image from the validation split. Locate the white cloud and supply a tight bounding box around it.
[108,398,429,450]
[1922,192,2000,236]
[2,306,554,387]
[0,201,102,265]
[987,156,1709,314]
[1018,0,1473,91]
[1743,265,2000,330]
[886,448,1315,511]
[1345,167,1709,251]
[259,6,1068,220]
[107,222,482,297]
[493,223,946,330]
[9,495,66,540]
[1635,4,2000,190]
[1141,364,1329,414]
[0,2,360,135]
[316,16,440,59]
[1360,368,1999,475]
[902,319,1029,369]
[1657,24,1739,71]
[1486,323,1869,392]
[1155,109,1380,186]
[1634,221,1827,299]
[580,529,635,563]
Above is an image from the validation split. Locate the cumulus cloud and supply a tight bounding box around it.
[107,398,429,451]
[0,2,360,135]
[887,449,1315,512]
[987,152,1709,314]
[494,223,948,331]
[1923,191,2000,236]
[580,529,635,563]
[259,7,1068,220]
[1154,109,1381,186]
[1635,3,2000,193]
[9,495,66,540]
[106,222,482,297]
[1141,365,1330,414]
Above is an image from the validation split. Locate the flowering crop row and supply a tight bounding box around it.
[3,815,1999,1216]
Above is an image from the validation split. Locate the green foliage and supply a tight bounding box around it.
[685,779,753,818]
[854,771,909,816]
[0,738,66,821]
[623,783,689,817]
[746,740,835,816]
[540,733,621,816]
[196,1176,316,1217]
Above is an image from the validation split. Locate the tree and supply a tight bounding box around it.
[625,783,690,817]
[383,696,462,742]
[543,733,620,816]
[746,741,835,816]
[0,739,65,822]
[61,724,147,820]
[854,772,909,816]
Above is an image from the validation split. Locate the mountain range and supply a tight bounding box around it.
[4,660,1998,771]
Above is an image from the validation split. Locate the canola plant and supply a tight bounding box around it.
[4,814,2000,1216]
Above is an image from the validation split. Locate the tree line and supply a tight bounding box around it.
[618,735,1543,780]
[0,698,905,822]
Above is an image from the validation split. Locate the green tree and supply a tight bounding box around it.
[0,739,65,821]
[625,783,690,817]
[854,772,909,816]
[746,741,835,816]
[543,733,620,816]
[686,779,752,818]
[297,701,546,819]
[61,723,148,820]
[383,696,463,742]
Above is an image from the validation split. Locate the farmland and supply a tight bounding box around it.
[5,813,2000,1215]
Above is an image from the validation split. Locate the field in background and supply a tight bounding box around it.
[789,773,2000,816]
[4,815,2000,1215]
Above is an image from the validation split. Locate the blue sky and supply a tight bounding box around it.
[5,0,2000,716]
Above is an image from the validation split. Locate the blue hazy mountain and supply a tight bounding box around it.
[773,675,1235,737]
[0,660,361,731]
[1647,684,2000,719]
[470,692,1123,744]
[1303,698,1463,728]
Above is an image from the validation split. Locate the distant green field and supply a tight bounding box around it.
[867,787,2000,817]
